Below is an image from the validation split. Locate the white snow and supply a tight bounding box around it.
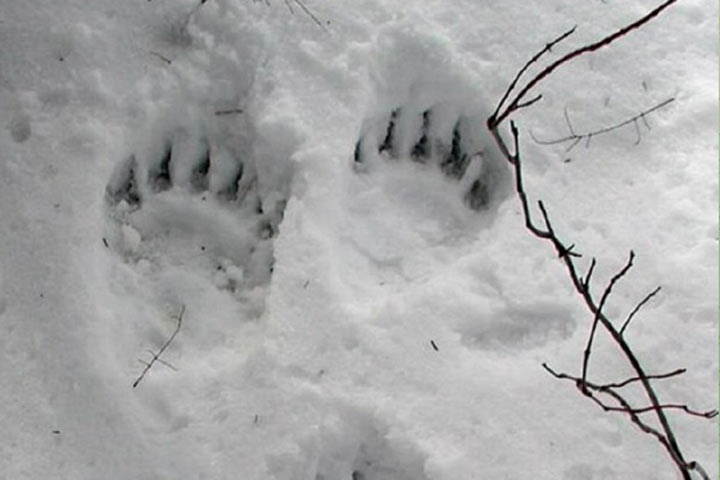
[0,1,717,479]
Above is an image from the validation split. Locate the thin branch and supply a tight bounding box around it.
[149,51,172,65]
[546,364,717,417]
[600,403,718,419]
[620,285,662,335]
[215,108,244,116]
[537,202,582,259]
[515,94,544,112]
[597,368,686,389]
[489,0,678,128]
[530,98,675,151]
[133,305,185,388]
[581,251,635,387]
[688,462,711,480]
[492,26,577,122]
[505,122,552,239]
[583,258,597,291]
[543,363,698,469]
[292,0,326,29]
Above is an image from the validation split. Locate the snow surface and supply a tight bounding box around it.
[0,1,717,479]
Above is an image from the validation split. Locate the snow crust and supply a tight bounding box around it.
[0,1,716,479]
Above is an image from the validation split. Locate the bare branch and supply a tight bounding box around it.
[492,26,577,122]
[504,120,711,478]
[620,285,662,335]
[488,1,678,128]
[133,305,185,388]
[490,5,714,479]
[505,122,552,239]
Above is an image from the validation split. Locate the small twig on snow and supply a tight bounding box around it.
[133,305,185,388]
[215,108,244,116]
[530,98,675,151]
[149,51,172,65]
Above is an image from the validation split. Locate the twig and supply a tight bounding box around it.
[262,0,326,30]
[620,285,662,335]
[601,403,717,418]
[149,51,172,65]
[291,0,326,29]
[582,258,597,290]
[688,462,711,480]
[530,98,675,151]
[133,305,185,388]
[597,368,686,389]
[215,108,244,116]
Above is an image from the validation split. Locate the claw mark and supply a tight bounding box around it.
[379,109,399,157]
[411,110,431,162]
[218,162,245,202]
[353,104,504,213]
[465,172,490,211]
[106,154,141,207]
[353,139,363,164]
[191,140,211,192]
[441,121,470,179]
[150,142,172,192]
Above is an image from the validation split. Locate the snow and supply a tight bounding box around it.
[0,0,716,479]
